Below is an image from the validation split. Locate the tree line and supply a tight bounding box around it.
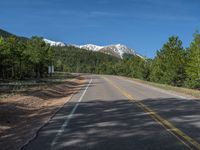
[0,31,199,89]
[0,36,53,79]
[0,35,120,80]
[113,33,200,89]
[149,33,200,89]
[53,32,200,89]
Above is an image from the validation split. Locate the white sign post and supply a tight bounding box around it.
[48,66,54,76]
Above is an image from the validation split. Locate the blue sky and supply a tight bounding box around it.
[0,0,199,58]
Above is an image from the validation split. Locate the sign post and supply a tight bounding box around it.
[48,66,54,77]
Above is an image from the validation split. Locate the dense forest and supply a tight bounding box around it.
[53,46,120,74]
[0,36,53,79]
[0,29,199,89]
[149,33,200,89]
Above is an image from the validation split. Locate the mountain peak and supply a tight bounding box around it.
[116,44,122,46]
[43,38,143,59]
[75,44,142,59]
[79,44,103,51]
[43,38,65,46]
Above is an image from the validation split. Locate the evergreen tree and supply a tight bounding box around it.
[25,36,52,78]
[0,36,6,79]
[185,32,200,89]
[150,36,186,86]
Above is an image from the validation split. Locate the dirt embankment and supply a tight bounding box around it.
[0,76,85,150]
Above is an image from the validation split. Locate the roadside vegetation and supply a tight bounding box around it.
[0,30,199,90]
[149,33,200,89]
[123,77,200,98]
[0,36,53,80]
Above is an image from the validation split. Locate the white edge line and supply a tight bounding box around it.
[20,80,78,150]
[51,78,92,148]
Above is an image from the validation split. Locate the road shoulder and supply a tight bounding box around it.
[0,76,86,150]
[118,76,200,99]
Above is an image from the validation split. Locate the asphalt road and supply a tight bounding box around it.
[22,75,200,150]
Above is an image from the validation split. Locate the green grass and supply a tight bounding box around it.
[123,76,200,99]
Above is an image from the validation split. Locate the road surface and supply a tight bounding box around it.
[22,75,200,150]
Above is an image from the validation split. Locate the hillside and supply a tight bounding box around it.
[0,29,13,38]
[0,28,28,41]
[53,46,121,74]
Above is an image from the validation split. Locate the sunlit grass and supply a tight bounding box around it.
[126,77,200,99]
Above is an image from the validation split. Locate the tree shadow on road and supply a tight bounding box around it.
[139,98,200,142]
[22,98,200,150]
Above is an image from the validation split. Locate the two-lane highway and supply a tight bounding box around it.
[23,75,200,150]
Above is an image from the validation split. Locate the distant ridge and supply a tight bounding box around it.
[0,28,28,41]
[74,44,144,59]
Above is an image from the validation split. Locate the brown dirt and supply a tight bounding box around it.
[0,77,85,150]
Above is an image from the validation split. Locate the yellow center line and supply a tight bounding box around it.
[103,76,200,150]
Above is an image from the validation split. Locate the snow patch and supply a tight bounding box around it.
[75,43,143,59]
[79,44,103,51]
[43,38,65,46]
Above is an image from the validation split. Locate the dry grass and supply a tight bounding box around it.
[122,76,200,99]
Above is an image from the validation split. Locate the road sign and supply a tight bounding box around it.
[48,66,54,74]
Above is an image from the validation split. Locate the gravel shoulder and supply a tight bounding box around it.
[0,76,85,150]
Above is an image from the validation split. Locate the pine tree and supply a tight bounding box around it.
[0,36,6,79]
[185,32,200,88]
[150,36,186,86]
[26,36,52,78]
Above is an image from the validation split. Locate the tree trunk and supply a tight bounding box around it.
[12,65,14,79]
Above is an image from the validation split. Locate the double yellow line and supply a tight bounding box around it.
[103,77,200,150]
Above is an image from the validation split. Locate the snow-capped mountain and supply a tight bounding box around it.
[43,38,143,59]
[75,44,143,59]
[79,44,103,51]
[99,44,134,58]
[43,38,65,46]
